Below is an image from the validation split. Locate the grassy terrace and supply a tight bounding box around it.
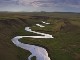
[0,12,80,60]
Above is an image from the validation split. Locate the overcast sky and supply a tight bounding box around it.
[0,0,80,12]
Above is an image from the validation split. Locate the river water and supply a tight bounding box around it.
[11,22,53,60]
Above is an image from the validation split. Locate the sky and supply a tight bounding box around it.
[0,0,80,12]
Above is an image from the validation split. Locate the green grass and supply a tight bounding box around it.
[0,12,80,60]
[19,24,80,60]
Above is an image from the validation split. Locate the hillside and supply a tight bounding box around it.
[0,12,80,60]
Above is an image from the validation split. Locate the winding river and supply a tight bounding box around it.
[11,22,53,60]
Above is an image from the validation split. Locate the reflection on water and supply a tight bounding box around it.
[12,22,53,60]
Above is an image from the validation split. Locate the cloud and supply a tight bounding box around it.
[0,0,80,8]
[17,0,54,7]
[17,0,80,8]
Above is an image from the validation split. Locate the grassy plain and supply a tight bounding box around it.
[0,12,80,60]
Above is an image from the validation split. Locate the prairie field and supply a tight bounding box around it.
[0,12,80,60]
